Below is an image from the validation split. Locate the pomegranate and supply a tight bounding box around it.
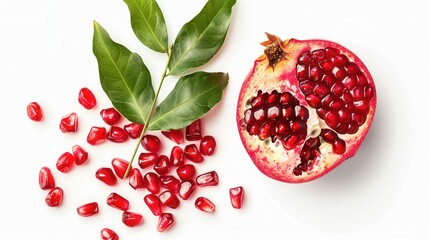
[78,87,97,110]
[157,213,174,232]
[236,34,376,183]
[100,228,119,240]
[27,102,43,121]
[76,202,99,217]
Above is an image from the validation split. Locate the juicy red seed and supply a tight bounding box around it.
[100,107,122,125]
[56,152,75,173]
[77,202,99,217]
[342,76,357,89]
[333,138,346,154]
[229,186,244,209]
[144,194,163,216]
[72,145,88,165]
[159,190,180,209]
[179,180,196,200]
[321,129,337,144]
[324,111,340,128]
[293,167,302,176]
[309,64,322,81]
[159,175,181,193]
[170,146,184,166]
[290,120,306,133]
[279,92,295,105]
[161,129,184,144]
[124,122,144,139]
[364,85,374,99]
[122,211,143,227]
[39,167,55,190]
[87,126,107,145]
[351,86,364,101]
[304,137,320,149]
[107,192,129,211]
[184,144,204,163]
[267,106,280,120]
[176,164,196,180]
[157,213,174,232]
[196,171,219,187]
[253,109,266,122]
[129,168,145,189]
[59,112,78,133]
[100,228,119,240]
[275,121,289,136]
[331,82,345,96]
[296,106,309,121]
[351,112,365,126]
[251,91,264,108]
[267,90,279,105]
[27,102,43,121]
[356,72,368,85]
[154,155,170,175]
[78,87,97,110]
[185,119,202,141]
[195,197,215,213]
[354,101,370,114]
[282,135,300,150]
[138,152,158,169]
[45,187,63,207]
[338,109,350,123]
[95,167,117,186]
[144,172,160,194]
[141,134,161,153]
[111,158,129,179]
[305,93,321,108]
[107,126,129,143]
[313,83,330,98]
[199,135,216,156]
[299,81,314,95]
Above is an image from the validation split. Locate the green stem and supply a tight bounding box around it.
[124,46,173,178]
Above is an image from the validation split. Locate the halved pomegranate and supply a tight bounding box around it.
[236,34,376,183]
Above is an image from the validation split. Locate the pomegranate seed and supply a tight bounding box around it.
[56,152,75,173]
[333,138,346,154]
[78,87,97,110]
[107,192,129,211]
[229,186,244,209]
[39,167,55,190]
[138,152,158,169]
[122,211,143,227]
[87,126,107,145]
[169,146,184,166]
[184,144,204,163]
[27,102,43,121]
[111,158,129,179]
[179,180,196,200]
[95,167,117,186]
[196,171,219,187]
[144,194,163,216]
[72,145,88,165]
[161,129,184,144]
[321,129,337,144]
[100,107,122,125]
[159,175,181,193]
[144,172,160,194]
[45,187,63,207]
[185,119,202,141]
[59,112,78,133]
[154,155,170,175]
[199,135,216,156]
[77,202,99,217]
[124,122,144,139]
[195,197,215,213]
[157,213,174,232]
[176,164,196,180]
[141,134,161,153]
[129,168,145,189]
[159,190,180,209]
[107,126,129,143]
[100,228,119,240]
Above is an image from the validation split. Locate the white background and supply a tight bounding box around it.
[1,0,428,239]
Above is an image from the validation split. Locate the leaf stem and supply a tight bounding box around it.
[124,46,173,178]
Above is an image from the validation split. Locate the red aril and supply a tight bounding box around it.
[176,164,196,180]
[107,126,129,143]
[56,152,75,173]
[154,155,170,175]
[27,102,43,121]
[95,167,117,186]
[199,135,216,156]
[59,112,78,133]
[196,171,219,187]
[144,193,163,216]
[76,202,99,217]
[141,134,161,153]
[169,146,184,166]
[161,129,184,144]
[184,144,204,163]
[159,190,180,209]
[45,187,63,207]
[179,180,196,200]
[122,211,143,227]
[100,107,122,125]
[159,175,181,193]
[157,213,174,232]
[100,228,119,240]
[185,119,202,141]
[107,192,129,211]
[124,122,144,139]
[129,168,145,189]
[195,197,215,213]
[87,126,107,145]
[111,158,129,179]
[78,87,97,110]
[236,34,377,183]
[138,152,158,169]
[229,186,244,209]
[144,172,160,194]
[72,145,88,165]
[39,167,55,190]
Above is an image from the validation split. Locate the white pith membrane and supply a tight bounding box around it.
[237,36,376,183]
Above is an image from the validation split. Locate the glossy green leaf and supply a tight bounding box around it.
[124,0,168,53]
[148,71,228,130]
[168,0,236,76]
[93,21,155,124]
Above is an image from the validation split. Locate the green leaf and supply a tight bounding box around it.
[92,21,155,124]
[168,0,236,76]
[148,71,228,130]
[124,0,168,53]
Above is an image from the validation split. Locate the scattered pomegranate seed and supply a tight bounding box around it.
[78,87,97,110]
[56,152,75,173]
[59,112,78,133]
[195,197,215,213]
[144,194,163,216]
[45,187,63,207]
[107,126,129,143]
[159,175,181,193]
[161,129,184,144]
[138,152,158,169]
[199,135,216,156]
[179,180,196,200]
[129,168,145,190]
[184,144,204,163]
[229,186,244,209]
[157,213,174,232]
[87,126,107,145]
[111,158,130,179]
[185,119,202,141]
[77,202,99,217]
[141,134,161,153]
[196,171,219,187]
[153,155,170,175]
[159,190,180,209]
[100,228,119,240]
[144,172,160,194]
[72,145,88,165]
[100,107,122,125]
[169,146,184,166]
[39,167,55,190]
[122,211,143,227]
[124,122,144,139]
[27,102,43,121]
[95,167,117,186]
[176,164,196,180]
[107,192,129,211]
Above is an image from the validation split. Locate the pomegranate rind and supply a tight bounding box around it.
[237,37,376,183]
